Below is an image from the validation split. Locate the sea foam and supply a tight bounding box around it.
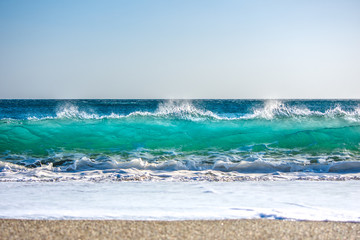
[0,181,359,221]
[11,99,360,121]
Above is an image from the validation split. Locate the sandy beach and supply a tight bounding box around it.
[0,219,359,240]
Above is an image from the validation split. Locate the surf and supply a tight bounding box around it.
[1,99,360,181]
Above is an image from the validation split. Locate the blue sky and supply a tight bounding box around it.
[0,0,359,98]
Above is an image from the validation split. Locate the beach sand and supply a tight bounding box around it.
[0,219,359,240]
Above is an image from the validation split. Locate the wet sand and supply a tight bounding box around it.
[0,219,359,240]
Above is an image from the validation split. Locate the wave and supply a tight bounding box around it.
[1,156,360,182]
[246,100,360,120]
[1,113,360,156]
[23,100,222,121]
[2,99,360,182]
[126,100,222,120]
[248,100,313,119]
[2,100,359,121]
[2,151,360,173]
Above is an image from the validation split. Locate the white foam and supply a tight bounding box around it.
[56,103,100,119]
[154,100,221,120]
[246,100,315,120]
[241,100,360,121]
[0,181,359,221]
[49,100,223,120]
[1,157,360,182]
[17,100,360,121]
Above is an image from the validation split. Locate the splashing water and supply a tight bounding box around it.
[1,99,360,182]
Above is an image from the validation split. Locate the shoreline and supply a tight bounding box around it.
[1,219,359,240]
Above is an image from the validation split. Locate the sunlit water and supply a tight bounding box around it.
[1,99,359,220]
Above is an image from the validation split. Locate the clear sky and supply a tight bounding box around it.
[0,0,359,99]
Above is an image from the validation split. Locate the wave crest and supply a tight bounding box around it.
[248,100,312,119]
[56,104,100,119]
[52,100,222,120]
[14,100,360,121]
[245,100,360,120]
[129,100,221,120]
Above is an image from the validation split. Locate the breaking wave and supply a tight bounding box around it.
[1,155,360,182]
[1,99,360,182]
[6,99,360,121]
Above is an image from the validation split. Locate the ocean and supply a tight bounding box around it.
[0,99,359,221]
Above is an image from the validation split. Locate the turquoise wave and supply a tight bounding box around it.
[1,116,359,157]
[1,99,360,177]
